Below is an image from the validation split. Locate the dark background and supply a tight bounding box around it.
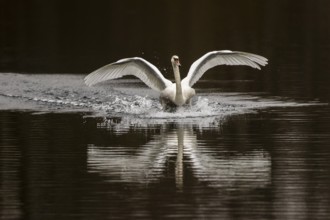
[1,0,330,100]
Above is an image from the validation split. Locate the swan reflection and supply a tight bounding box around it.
[87,121,271,190]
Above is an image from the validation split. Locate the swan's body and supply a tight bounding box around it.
[84,50,268,109]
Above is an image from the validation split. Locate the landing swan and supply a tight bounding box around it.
[84,50,268,108]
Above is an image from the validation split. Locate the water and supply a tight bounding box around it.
[0,73,329,219]
[2,0,330,219]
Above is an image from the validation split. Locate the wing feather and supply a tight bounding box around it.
[84,57,172,92]
[182,50,268,87]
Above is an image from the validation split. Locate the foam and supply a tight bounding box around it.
[0,73,325,118]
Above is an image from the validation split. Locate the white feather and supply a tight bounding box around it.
[84,57,172,92]
[182,50,268,87]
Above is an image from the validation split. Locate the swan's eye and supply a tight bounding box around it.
[174,58,179,61]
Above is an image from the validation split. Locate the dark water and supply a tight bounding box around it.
[0,74,329,220]
[1,0,330,219]
[1,105,330,219]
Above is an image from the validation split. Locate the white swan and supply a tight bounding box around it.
[84,50,268,108]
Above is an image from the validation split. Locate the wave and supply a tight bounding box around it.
[0,73,324,119]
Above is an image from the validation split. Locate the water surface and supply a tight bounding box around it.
[0,74,329,219]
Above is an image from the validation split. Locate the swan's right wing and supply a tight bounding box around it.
[84,57,172,92]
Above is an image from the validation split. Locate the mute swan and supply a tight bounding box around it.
[84,50,268,108]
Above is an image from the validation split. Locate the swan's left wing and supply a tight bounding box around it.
[182,50,268,87]
[84,57,172,92]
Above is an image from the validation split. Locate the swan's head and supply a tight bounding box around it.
[171,55,181,67]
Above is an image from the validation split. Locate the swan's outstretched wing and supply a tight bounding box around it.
[182,50,268,87]
[84,57,172,92]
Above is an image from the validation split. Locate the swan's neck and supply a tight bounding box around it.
[173,65,184,104]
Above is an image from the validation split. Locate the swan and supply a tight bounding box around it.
[84,50,268,109]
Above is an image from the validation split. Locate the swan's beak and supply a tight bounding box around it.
[177,61,181,67]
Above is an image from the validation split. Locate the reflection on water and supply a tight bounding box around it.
[1,106,330,219]
[0,74,328,220]
[88,123,271,190]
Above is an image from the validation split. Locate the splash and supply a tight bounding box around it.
[0,73,325,119]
